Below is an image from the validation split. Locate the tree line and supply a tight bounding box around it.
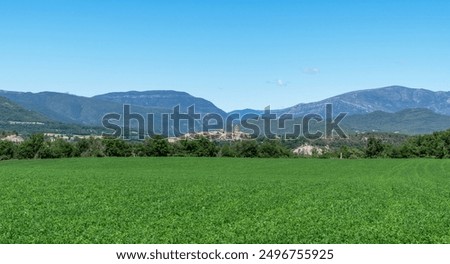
[0,129,449,161]
[358,129,450,159]
[0,134,292,160]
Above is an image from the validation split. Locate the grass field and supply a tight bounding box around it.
[1,157,450,244]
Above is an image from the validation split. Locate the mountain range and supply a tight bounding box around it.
[342,108,450,135]
[0,96,106,135]
[93,90,227,117]
[1,86,450,135]
[277,86,450,117]
[0,96,51,123]
[0,90,225,126]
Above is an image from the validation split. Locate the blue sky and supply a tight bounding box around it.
[0,0,449,111]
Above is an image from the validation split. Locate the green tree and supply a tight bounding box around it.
[176,136,217,157]
[193,136,218,157]
[50,139,75,158]
[103,138,132,157]
[0,140,16,160]
[235,140,259,158]
[73,137,106,157]
[339,145,364,159]
[142,135,171,157]
[365,137,384,158]
[219,144,236,157]
[17,134,45,159]
[258,140,290,158]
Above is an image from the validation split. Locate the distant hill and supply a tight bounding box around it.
[94,90,227,117]
[0,96,50,122]
[277,86,450,117]
[342,108,450,135]
[0,90,226,127]
[230,86,450,134]
[1,86,450,135]
[0,96,107,135]
[0,91,166,126]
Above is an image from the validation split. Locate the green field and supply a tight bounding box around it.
[1,158,450,244]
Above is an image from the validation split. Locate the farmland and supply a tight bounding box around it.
[1,158,449,244]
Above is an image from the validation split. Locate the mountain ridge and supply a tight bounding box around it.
[271,86,450,117]
[94,90,226,116]
[0,96,51,122]
[342,108,450,135]
[1,86,450,135]
[230,86,450,115]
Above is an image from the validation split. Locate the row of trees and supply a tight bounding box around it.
[0,134,292,160]
[1,129,449,160]
[338,129,450,159]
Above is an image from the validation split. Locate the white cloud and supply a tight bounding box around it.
[267,79,289,87]
[302,67,320,75]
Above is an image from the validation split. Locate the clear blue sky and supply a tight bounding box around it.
[1,0,449,111]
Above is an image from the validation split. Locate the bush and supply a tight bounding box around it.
[103,138,132,157]
[141,136,171,157]
[258,140,291,158]
[235,140,259,158]
[17,134,45,159]
[365,137,384,158]
[0,140,16,160]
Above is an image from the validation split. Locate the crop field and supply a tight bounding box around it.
[1,157,450,244]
